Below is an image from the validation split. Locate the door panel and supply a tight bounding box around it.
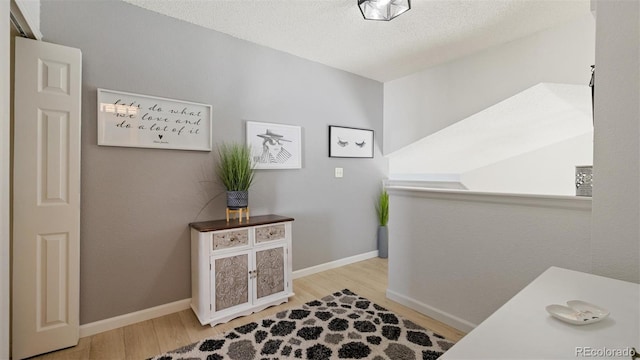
[13,37,81,359]
[213,253,251,312]
[255,246,286,300]
[38,109,70,204]
[38,232,69,330]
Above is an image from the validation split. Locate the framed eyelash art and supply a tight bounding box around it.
[328,125,374,158]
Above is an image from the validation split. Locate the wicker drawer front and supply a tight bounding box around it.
[255,224,286,244]
[212,229,249,251]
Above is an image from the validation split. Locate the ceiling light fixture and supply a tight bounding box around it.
[358,0,411,21]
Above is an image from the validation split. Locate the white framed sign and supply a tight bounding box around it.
[97,89,212,151]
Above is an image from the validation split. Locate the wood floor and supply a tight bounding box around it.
[31,258,466,360]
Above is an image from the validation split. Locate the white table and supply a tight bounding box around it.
[440,267,639,359]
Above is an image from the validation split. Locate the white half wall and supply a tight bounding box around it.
[384,13,595,154]
[386,186,592,329]
[387,83,593,196]
[461,132,594,195]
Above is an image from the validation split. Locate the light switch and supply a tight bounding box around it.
[335,167,343,178]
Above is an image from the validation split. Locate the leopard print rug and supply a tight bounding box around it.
[149,289,455,360]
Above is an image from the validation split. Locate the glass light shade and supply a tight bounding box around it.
[358,0,411,21]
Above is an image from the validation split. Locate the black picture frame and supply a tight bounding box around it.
[328,125,374,158]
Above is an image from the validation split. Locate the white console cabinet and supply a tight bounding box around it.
[189,215,294,326]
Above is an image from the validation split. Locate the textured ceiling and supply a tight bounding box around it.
[122,0,591,82]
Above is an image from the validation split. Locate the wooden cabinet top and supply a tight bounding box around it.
[190,214,294,232]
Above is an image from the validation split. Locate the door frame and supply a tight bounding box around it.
[1,2,12,359]
[5,2,42,357]
[9,0,43,40]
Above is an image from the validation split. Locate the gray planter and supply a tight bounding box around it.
[226,191,248,209]
[377,226,388,259]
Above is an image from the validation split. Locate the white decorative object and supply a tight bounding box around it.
[546,300,609,325]
[97,89,212,151]
[189,215,295,326]
[575,165,593,197]
[246,121,302,169]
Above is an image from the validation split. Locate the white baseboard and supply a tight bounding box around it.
[386,289,476,333]
[79,298,191,338]
[79,251,380,338]
[292,250,379,279]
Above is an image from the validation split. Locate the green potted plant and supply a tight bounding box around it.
[376,188,389,258]
[216,142,255,209]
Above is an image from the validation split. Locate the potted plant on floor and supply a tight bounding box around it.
[376,188,389,258]
[216,142,256,210]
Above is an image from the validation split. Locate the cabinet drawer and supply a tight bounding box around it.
[255,224,286,244]
[212,229,249,251]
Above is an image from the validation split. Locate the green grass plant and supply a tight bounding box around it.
[216,143,255,191]
[376,189,389,226]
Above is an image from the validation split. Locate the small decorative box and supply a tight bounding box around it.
[575,165,593,197]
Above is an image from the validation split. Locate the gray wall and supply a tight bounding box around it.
[41,0,386,324]
[591,0,640,283]
[384,13,595,154]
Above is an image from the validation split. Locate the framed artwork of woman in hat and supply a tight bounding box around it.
[246,121,302,169]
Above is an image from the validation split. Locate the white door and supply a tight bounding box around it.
[12,37,81,360]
